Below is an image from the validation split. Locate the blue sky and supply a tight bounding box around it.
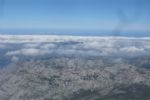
[0,0,150,34]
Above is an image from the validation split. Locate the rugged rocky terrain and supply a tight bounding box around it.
[0,58,150,100]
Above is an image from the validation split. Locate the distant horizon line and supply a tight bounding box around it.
[0,31,150,37]
[0,34,150,38]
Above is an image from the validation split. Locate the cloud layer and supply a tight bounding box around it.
[0,35,149,62]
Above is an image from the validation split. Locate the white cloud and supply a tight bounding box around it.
[21,48,45,56]
[23,43,40,48]
[6,48,49,56]
[120,46,145,53]
[3,35,150,57]
[1,35,150,43]
[6,50,20,56]
[11,56,19,62]
[83,41,100,49]
[40,43,56,49]
[83,40,115,50]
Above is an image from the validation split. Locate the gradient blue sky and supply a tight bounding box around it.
[0,0,150,34]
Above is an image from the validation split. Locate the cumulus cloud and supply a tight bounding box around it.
[11,56,19,62]
[6,48,49,56]
[82,40,116,50]
[21,48,48,56]
[23,43,40,48]
[120,47,145,53]
[1,35,150,43]
[6,50,20,56]
[40,43,56,49]
[83,41,101,49]
[3,35,150,57]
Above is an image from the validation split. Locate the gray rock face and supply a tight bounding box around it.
[0,59,150,100]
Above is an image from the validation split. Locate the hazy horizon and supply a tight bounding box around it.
[0,0,150,36]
